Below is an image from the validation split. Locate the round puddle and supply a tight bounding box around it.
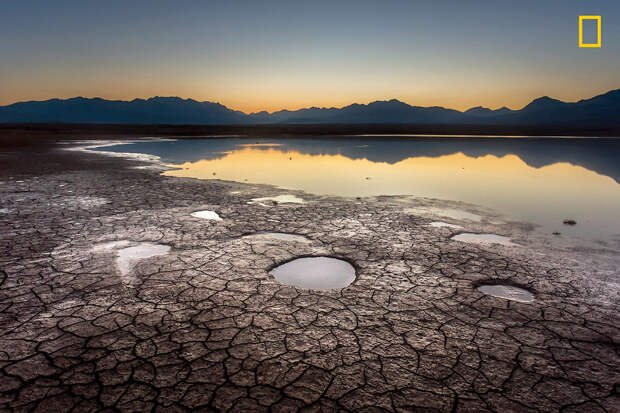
[477,284,534,303]
[269,257,356,290]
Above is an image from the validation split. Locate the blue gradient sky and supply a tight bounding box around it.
[1,0,618,112]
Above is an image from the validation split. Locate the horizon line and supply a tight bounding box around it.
[2,88,618,115]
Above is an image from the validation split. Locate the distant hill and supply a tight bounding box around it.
[0,97,247,124]
[0,90,618,126]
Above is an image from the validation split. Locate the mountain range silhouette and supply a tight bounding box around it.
[0,90,618,126]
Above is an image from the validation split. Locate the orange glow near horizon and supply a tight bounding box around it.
[1,86,616,113]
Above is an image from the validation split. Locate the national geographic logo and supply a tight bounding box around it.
[579,15,601,48]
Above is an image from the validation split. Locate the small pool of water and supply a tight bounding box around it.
[269,256,356,289]
[477,284,534,303]
[452,233,518,247]
[191,210,222,220]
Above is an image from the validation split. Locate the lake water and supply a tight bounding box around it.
[97,137,620,241]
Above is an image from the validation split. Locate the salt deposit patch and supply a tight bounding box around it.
[452,233,518,247]
[115,244,171,275]
[477,284,534,303]
[93,240,133,251]
[60,196,109,209]
[269,257,355,290]
[93,241,171,283]
[191,210,222,220]
[249,194,305,206]
[429,221,463,229]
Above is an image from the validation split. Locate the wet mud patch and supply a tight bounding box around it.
[269,256,356,289]
[451,232,519,247]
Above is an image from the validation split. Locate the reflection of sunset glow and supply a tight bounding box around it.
[165,147,620,238]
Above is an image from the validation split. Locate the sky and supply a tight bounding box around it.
[1,0,618,113]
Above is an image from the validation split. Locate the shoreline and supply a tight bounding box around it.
[71,138,620,302]
[84,137,620,246]
[2,123,620,151]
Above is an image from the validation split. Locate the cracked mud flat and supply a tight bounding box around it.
[241,232,311,244]
[0,141,619,412]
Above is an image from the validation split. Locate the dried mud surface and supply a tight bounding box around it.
[0,141,618,412]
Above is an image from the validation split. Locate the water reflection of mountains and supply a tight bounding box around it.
[103,138,620,183]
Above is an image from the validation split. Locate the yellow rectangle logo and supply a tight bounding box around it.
[579,15,601,48]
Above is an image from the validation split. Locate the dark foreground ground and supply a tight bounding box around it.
[0,132,618,412]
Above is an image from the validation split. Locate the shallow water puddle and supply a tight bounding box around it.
[243,232,310,242]
[429,221,463,229]
[94,241,171,276]
[249,194,305,206]
[191,210,222,220]
[477,284,534,303]
[269,257,355,289]
[452,233,518,247]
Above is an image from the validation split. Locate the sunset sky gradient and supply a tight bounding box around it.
[1,0,619,112]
